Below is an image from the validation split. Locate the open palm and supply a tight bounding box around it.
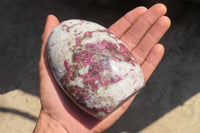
[36,4,170,133]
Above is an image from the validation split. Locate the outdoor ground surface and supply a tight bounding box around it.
[0,0,200,133]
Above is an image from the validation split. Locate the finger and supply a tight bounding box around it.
[108,6,147,38]
[121,3,167,50]
[39,15,59,74]
[141,44,164,82]
[41,15,60,58]
[132,16,171,65]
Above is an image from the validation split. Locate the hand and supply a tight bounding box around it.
[34,3,170,133]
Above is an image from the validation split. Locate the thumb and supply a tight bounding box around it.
[41,15,60,60]
[39,15,59,67]
[39,15,59,74]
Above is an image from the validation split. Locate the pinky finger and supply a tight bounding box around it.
[141,44,164,82]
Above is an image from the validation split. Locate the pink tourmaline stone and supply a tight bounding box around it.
[47,19,145,119]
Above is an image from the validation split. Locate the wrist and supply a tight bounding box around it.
[33,111,68,133]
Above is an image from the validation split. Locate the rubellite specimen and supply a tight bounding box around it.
[47,20,145,119]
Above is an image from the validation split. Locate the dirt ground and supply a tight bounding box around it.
[0,0,200,133]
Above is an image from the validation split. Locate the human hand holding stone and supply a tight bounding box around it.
[34,3,170,133]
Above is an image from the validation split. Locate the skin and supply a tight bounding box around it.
[34,3,171,133]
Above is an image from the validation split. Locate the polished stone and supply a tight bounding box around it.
[47,20,144,119]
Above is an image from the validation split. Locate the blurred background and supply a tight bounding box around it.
[0,0,200,132]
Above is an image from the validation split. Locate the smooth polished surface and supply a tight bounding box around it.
[47,20,144,118]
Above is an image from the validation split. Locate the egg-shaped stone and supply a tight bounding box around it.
[47,19,145,119]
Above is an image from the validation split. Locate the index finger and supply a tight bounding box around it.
[108,6,147,38]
